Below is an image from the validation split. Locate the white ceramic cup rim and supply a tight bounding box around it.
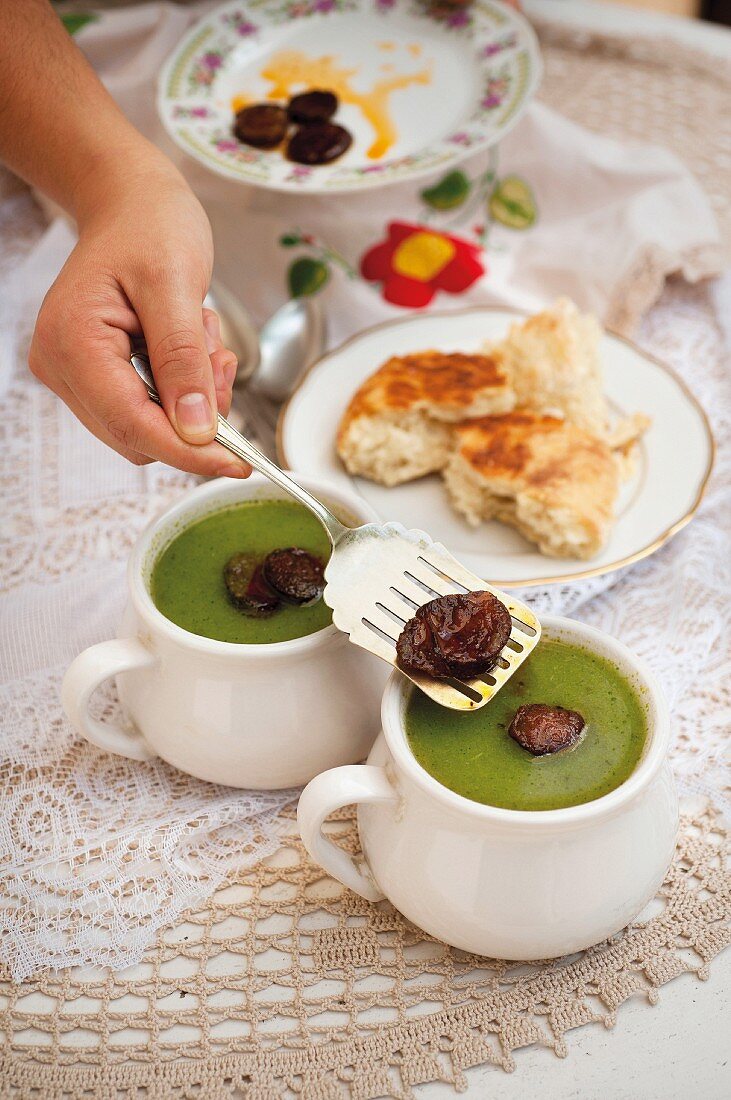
[380,615,671,829]
[128,474,378,659]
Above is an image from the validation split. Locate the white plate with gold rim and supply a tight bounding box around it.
[277,308,714,587]
[157,0,541,193]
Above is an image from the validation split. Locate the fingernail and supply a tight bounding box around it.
[203,312,221,354]
[218,461,250,479]
[176,393,215,437]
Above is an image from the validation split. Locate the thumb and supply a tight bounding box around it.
[134,277,218,445]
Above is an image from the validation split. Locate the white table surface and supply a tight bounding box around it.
[424,3,731,1096]
[418,951,731,1099]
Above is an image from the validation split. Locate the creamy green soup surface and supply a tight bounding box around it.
[405,639,647,811]
[151,499,332,644]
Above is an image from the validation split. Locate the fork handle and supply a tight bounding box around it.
[213,415,348,545]
[131,348,348,546]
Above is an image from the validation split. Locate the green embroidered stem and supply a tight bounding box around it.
[280,229,356,297]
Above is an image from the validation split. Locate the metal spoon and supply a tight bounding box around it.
[230,295,326,448]
[203,279,259,384]
[205,286,325,436]
[203,282,325,403]
[248,297,326,403]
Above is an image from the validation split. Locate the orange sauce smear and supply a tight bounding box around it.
[232,49,432,160]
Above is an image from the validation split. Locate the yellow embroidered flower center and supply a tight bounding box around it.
[392,232,456,281]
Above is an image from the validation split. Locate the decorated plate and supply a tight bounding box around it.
[277,309,714,587]
[157,0,541,193]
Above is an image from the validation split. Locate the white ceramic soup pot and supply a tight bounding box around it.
[298,616,679,959]
[62,475,388,789]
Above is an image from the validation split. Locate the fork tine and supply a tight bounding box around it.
[510,615,538,637]
[360,617,399,664]
[375,602,408,628]
[401,573,442,601]
[418,547,540,634]
[415,554,469,594]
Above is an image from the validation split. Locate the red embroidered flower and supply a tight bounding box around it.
[360,221,485,308]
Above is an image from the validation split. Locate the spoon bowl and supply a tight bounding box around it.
[249,297,326,403]
[204,279,259,383]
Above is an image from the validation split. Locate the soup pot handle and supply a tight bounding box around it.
[62,639,158,762]
[298,765,398,903]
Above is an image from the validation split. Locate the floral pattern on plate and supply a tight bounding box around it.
[158,0,541,193]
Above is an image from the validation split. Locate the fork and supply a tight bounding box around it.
[131,347,540,710]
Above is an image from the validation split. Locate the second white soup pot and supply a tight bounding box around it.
[298,616,679,959]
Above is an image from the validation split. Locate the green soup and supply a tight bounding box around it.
[151,499,332,644]
[405,639,647,811]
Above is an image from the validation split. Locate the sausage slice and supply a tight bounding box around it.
[288,90,338,124]
[396,591,512,681]
[287,122,352,165]
[233,104,289,148]
[509,703,585,756]
[224,552,280,615]
[263,547,325,605]
[395,607,450,679]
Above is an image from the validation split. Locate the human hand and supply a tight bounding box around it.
[29,156,250,477]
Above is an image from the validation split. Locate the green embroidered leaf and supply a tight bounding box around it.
[279,233,300,248]
[60,13,97,35]
[288,257,329,298]
[489,176,537,229]
[421,170,471,211]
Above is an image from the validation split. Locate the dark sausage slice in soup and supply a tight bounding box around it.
[287,122,353,165]
[509,703,585,756]
[233,104,289,148]
[224,552,280,615]
[396,591,512,681]
[288,90,338,124]
[263,547,325,605]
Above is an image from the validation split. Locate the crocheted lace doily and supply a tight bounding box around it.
[0,16,729,1097]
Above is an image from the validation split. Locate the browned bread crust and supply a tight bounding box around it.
[336,350,514,487]
[443,412,622,559]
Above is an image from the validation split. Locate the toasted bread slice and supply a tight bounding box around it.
[443,412,624,559]
[605,412,652,480]
[336,351,514,487]
[486,299,608,436]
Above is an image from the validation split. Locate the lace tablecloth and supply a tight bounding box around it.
[1,7,730,1097]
